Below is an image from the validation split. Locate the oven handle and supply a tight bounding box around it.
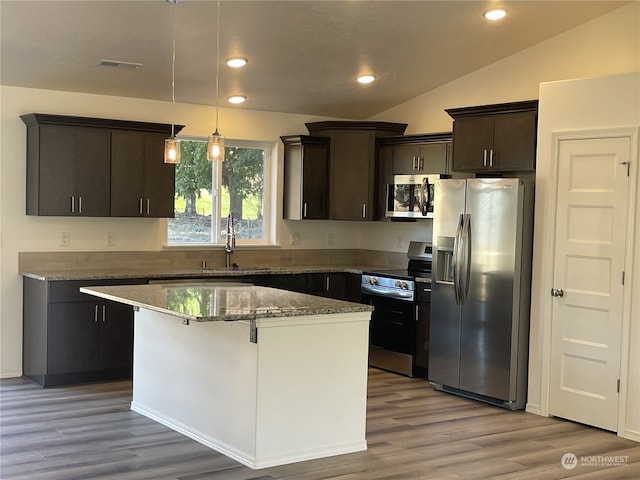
[361,284,414,300]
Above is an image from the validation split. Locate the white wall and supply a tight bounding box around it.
[2,3,639,379]
[529,72,640,440]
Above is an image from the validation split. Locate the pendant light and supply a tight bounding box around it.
[207,0,224,162]
[164,0,181,164]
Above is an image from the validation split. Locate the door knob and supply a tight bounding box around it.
[550,288,564,298]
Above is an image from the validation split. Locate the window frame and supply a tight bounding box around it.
[166,136,276,247]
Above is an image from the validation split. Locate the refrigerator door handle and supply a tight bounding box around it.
[459,213,472,304]
[453,214,464,304]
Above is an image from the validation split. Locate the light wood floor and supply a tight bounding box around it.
[1,369,638,479]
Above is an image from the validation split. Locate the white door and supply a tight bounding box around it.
[549,134,632,432]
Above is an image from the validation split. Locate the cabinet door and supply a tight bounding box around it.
[38,126,76,215]
[144,133,176,217]
[301,143,329,219]
[345,273,363,303]
[111,131,145,216]
[48,303,98,374]
[392,144,421,174]
[75,128,111,216]
[451,116,493,172]
[330,130,374,220]
[375,144,393,221]
[419,143,448,174]
[492,111,537,171]
[416,302,430,369]
[323,273,346,300]
[98,301,134,370]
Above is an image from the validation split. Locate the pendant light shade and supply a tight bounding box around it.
[207,0,225,162]
[164,0,181,164]
[164,135,181,164]
[207,128,224,161]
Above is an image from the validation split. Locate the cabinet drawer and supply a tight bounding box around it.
[49,279,146,303]
[415,281,431,303]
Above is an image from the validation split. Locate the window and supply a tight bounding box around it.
[167,138,273,245]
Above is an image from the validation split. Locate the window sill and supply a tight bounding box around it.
[162,243,283,250]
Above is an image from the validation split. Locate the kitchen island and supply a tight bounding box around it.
[80,283,373,469]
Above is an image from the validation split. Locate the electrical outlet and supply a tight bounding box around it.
[106,232,115,247]
[327,232,335,246]
[61,232,70,247]
[289,232,301,246]
[395,235,403,249]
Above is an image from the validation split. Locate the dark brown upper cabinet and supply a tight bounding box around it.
[445,100,538,173]
[23,123,111,216]
[305,121,407,221]
[111,131,176,217]
[21,114,183,217]
[280,135,330,220]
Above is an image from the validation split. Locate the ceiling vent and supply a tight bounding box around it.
[96,59,143,70]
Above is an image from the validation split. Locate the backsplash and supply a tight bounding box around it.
[19,248,407,272]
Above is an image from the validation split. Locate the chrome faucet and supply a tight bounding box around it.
[225,213,236,268]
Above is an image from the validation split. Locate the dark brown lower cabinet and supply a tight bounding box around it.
[415,282,431,375]
[254,272,363,303]
[23,277,144,387]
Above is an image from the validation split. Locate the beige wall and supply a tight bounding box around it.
[370,2,640,133]
[1,3,639,382]
[0,87,427,377]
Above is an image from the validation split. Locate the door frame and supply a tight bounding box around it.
[539,127,638,436]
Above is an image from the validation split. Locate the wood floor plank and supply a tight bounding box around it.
[2,370,639,479]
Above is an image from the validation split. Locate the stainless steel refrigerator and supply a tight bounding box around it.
[429,178,534,410]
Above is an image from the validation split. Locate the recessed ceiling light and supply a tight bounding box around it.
[226,57,248,68]
[484,8,507,21]
[228,95,247,104]
[356,74,375,84]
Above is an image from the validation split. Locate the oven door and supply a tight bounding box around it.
[385,174,437,219]
[362,292,416,377]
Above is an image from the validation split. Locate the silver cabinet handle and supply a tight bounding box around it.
[71,196,75,213]
[94,304,99,322]
[419,156,424,170]
[102,305,106,322]
[551,288,564,298]
[139,198,143,215]
[362,203,367,218]
[326,276,330,291]
[489,150,494,168]
[78,196,82,214]
[146,198,150,215]
[303,202,308,218]
[483,149,488,167]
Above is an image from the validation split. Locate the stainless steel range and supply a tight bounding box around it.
[361,241,432,377]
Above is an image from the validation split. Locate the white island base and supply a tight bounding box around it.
[130,308,371,469]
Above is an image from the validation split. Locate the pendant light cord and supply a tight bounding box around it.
[171,0,177,138]
[215,0,220,132]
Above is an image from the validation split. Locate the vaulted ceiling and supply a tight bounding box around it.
[0,1,629,119]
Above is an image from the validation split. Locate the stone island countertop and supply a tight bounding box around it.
[80,283,373,323]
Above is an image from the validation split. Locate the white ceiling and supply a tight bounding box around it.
[0,0,629,119]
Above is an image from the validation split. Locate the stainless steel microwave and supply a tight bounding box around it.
[385,174,439,219]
